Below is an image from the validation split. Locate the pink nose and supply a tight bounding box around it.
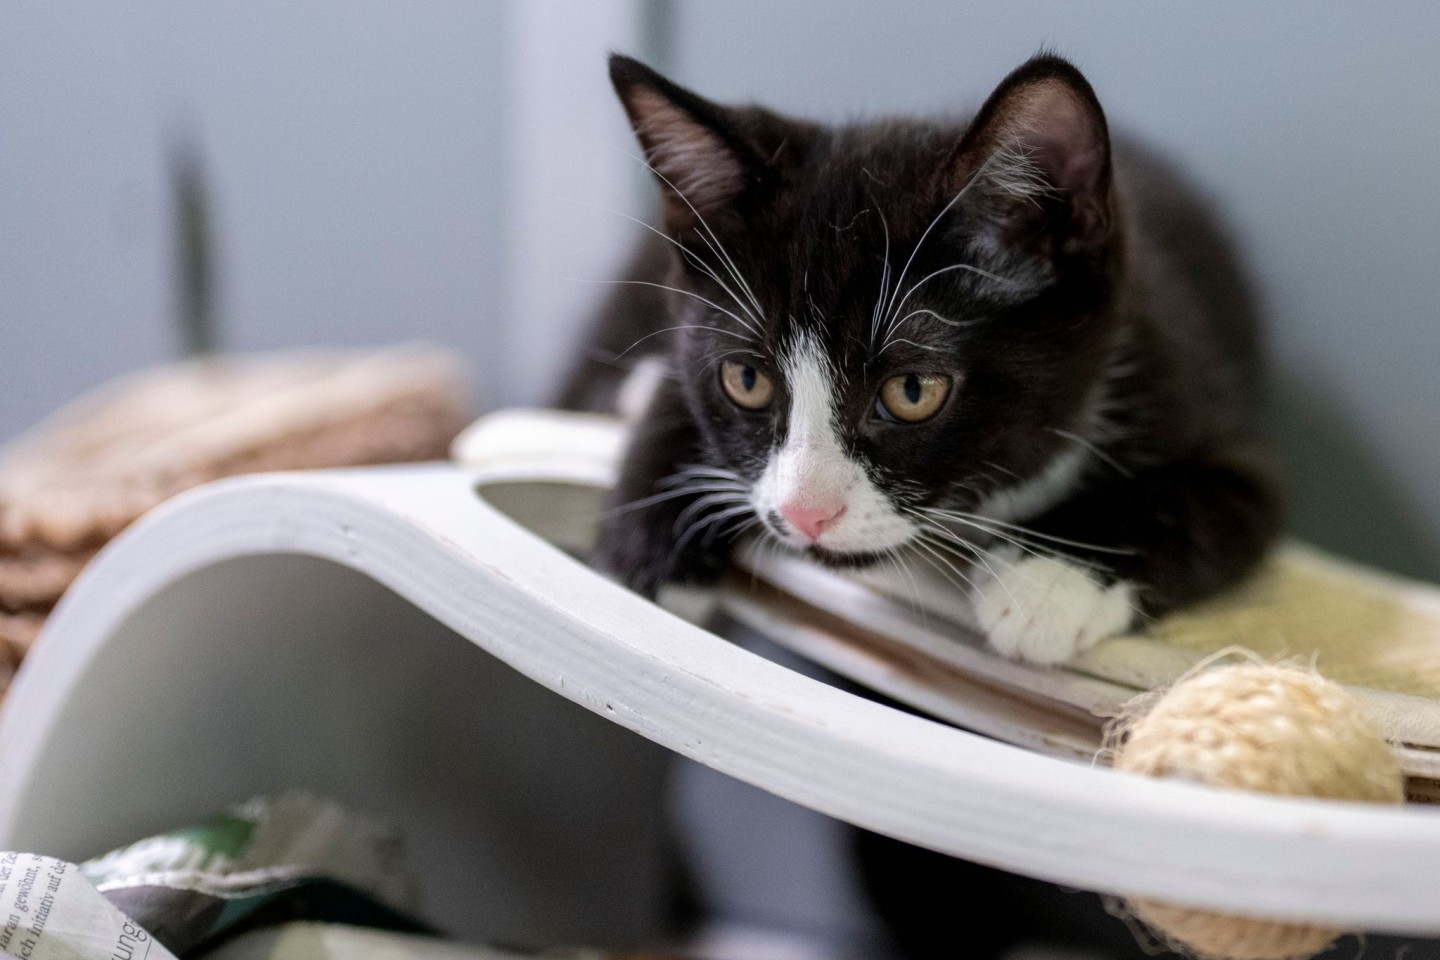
[780,501,846,542]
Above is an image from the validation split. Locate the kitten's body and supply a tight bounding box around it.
[560,55,1282,664]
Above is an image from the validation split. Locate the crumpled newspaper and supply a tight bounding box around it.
[1,791,419,959]
[0,851,179,960]
[0,793,685,960]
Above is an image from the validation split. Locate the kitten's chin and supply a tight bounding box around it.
[802,544,894,569]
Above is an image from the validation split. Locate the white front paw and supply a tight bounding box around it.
[973,555,1136,665]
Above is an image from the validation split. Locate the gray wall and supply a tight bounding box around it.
[1,0,508,432]
[672,1,1440,578]
[2,2,176,445]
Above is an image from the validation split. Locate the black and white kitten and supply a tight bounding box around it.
[560,53,1283,665]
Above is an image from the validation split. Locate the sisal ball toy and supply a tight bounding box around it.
[1108,662,1405,960]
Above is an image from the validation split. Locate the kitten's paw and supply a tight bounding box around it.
[973,556,1136,665]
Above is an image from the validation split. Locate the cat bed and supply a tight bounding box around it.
[0,345,470,678]
[5,406,1440,940]
[457,409,1440,796]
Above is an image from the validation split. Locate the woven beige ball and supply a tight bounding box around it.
[1110,662,1405,960]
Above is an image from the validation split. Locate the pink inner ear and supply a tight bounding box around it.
[631,87,746,216]
[995,79,1106,197]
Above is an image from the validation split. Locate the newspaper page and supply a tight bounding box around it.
[0,851,178,960]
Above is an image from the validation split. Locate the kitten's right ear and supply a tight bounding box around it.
[609,54,760,234]
[950,55,1114,256]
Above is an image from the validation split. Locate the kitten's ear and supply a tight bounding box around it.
[610,54,761,234]
[952,55,1113,254]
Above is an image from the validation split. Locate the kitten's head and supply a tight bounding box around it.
[611,53,1124,565]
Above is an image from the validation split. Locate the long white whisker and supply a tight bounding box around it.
[875,337,946,358]
[913,527,1024,618]
[905,517,986,563]
[603,485,735,520]
[753,529,788,590]
[678,251,766,339]
[1048,427,1133,479]
[908,507,1056,591]
[982,460,1022,482]
[921,525,1008,583]
[571,278,758,343]
[883,545,927,626]
[887,262,1015,335]
[693,502,755,540]
[701,231,766,330]
[619,147,768,327]
[912,535,977,586]
[609,463,751,517]
[673,491,751,533]
[923,506,1135,556]
[547,192,764,336]
[890,308,972,330]
[711,514,762,548]
[611,323,751,359]
[880,149,1006,330]
[869,204,893,346]
[666,463,751,485]
[670,502,755,561]
[918,508,1088,568]
[908,536,981,597]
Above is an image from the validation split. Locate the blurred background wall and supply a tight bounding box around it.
[3,0,1438,577]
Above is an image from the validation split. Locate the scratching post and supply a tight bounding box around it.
[1109,663,1405,960]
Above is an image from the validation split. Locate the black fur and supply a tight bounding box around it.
[559,53,1283,615]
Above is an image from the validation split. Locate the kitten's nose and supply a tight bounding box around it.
[780,501,847,542]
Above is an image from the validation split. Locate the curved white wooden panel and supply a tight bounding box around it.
[2,463,1440,933]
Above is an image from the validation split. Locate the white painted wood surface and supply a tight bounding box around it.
[4,443,1440,931]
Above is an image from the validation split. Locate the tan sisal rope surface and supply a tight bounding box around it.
[1109,662,1405,960]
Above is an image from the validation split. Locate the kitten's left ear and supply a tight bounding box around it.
[609,54,767,236]
[952,55,1114,254]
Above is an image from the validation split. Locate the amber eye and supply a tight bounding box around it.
[877,373,951,423]
[720,360,775,410]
